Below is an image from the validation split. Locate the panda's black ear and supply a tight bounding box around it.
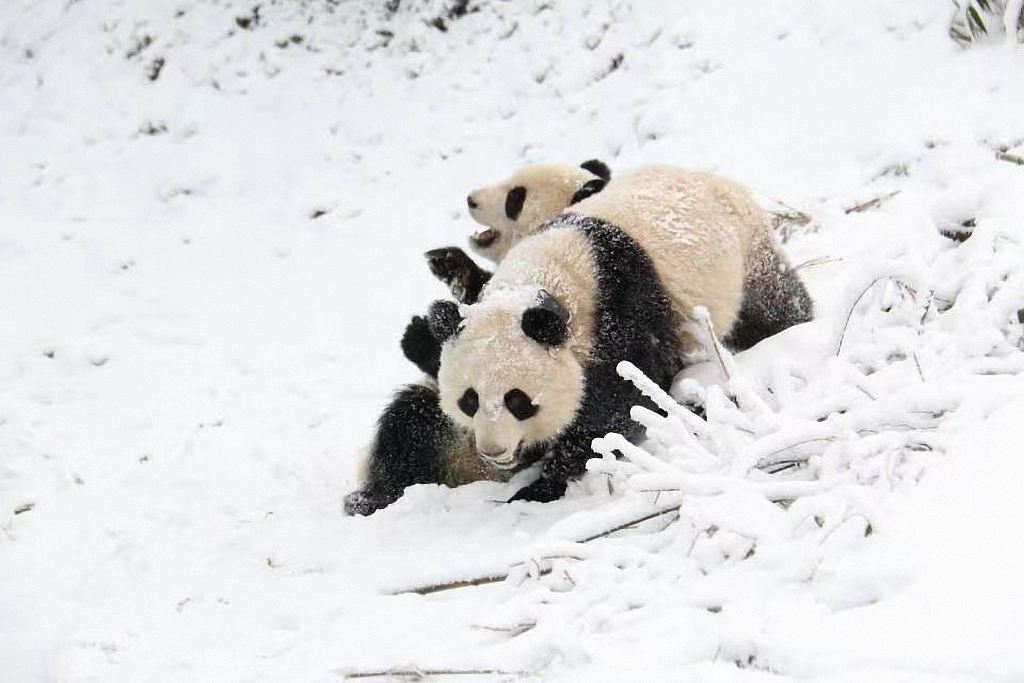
[570,178,607,205]
[580,159,611,181]
[521,289,570,347]
[427,299,462,343]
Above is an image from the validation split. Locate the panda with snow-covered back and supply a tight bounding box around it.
[430,162,812,351]
[344,163,814,513]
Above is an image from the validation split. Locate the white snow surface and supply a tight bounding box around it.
[2,1,1024,681]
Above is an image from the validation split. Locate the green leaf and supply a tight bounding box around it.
[967,5,988,35]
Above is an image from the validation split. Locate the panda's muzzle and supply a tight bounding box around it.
[471,228,500,249]
[478,443,521,470]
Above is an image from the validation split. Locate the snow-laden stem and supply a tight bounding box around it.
[835,275,919,356]
[692,307,772,417]
[338,667,533,679]
[617,360,709,437]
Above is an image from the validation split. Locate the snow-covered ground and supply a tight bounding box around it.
[2,0,1023,680]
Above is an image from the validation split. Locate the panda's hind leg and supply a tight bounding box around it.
[344,382,457,516]
[725,246,814,352]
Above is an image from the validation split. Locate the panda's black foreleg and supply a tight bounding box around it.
[400,300,464,377]
[506,426,595,504]
[343,383,452,516]
[724,253,814,352]
[401,315,442,377]
[507,359,666,504]
[507,476,567,504]
[425,247,492,304]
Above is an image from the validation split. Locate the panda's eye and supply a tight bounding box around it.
[504,388,538,421]
[458,388,479,417]
[505,186,527,221]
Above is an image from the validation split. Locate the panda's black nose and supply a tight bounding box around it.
[467,195,479,210]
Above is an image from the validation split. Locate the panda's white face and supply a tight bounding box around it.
[466,164,600,263]
[437,290,584,469]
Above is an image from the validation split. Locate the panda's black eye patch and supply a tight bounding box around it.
[458,388,479,417]
[504,388,538,421]
[505,186,527,221]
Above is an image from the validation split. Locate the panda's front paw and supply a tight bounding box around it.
[425,247,491,304]
[401,315,441,377]
[343,488,394,516]
[507,477,567,504]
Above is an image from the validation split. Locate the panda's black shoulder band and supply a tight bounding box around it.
[570,178,607,205]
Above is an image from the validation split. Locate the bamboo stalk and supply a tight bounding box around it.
[844,190,900,214]
[338,667,531,680]
[996,150,1024,165]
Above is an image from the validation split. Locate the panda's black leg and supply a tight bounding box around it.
[399,300,464,377]
[507,476,567,504]
[425,247,492,304]
[344,383,452,516]
[401,315,442,378]
[724,252,814,352]
[506,361,661,504]
[507,431,592,504]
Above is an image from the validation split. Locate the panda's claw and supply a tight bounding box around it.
[344,488,391,516]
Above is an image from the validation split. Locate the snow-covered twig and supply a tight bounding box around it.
[835,276,918,356]
[338,667,533,680]
[391,565,554,596]
[844,190,900,214]
[389,501,683,595]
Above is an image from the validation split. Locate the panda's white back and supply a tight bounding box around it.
[571,164,763,336]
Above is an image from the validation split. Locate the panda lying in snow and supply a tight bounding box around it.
[343,162,813,515]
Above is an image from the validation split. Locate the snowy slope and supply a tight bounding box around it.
[1,0,1023,681]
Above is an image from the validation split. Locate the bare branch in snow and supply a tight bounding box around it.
[843,190,900,215]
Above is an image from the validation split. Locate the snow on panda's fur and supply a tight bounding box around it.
[436,213,685,503]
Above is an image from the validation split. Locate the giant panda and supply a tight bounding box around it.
[433,162,813,352]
